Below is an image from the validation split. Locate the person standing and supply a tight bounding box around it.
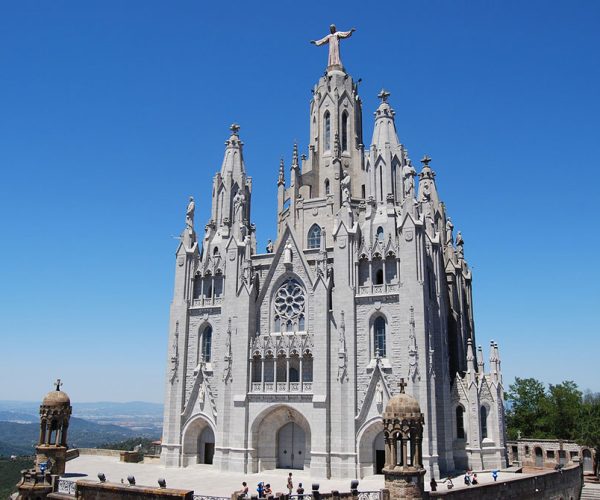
[287,473,293,495]
[429,477,437,491]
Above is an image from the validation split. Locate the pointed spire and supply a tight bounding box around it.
[220,123,246,177]
[466,338,477,384]
[477,345,484,373]
[278,158,285,186]
[292,143,299,168]
[418,155,440,204]
[371,89,399,148]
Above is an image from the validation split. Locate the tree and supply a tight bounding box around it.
[505,377,550,439]
[545,380,582,440]
[579,391,600,478]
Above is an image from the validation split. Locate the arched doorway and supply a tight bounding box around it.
[535,447,544,468]
[357,419,385,478]
[182,415,216,466]
[277,422,305,469]
[583,449,593,473]
[251,405,311,472]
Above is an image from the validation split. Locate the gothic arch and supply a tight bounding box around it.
[357,417,385,478]
[369,313,389,359]
[197,322,213,364]
[181,413,217,466]
[250,405,312,472]
[307,224,321,249]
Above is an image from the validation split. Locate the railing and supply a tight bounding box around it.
[250,381,313,394]
[193,496,229,500]
[191,296,223,307]
[57,479,77,495]
[357,284,399,296]
[357,492,382,500]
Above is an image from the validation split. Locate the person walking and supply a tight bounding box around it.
[287,473,293,495]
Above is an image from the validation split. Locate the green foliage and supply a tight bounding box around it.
[0,457,34,499]
[505,377,600,449]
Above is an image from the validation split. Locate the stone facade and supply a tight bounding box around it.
[161,33,506,479]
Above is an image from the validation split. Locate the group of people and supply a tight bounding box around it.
[463,470,479,485]
[240,473,306,498]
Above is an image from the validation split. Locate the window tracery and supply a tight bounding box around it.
[273,279,306,332]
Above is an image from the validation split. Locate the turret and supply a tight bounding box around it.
[366,90,407,205]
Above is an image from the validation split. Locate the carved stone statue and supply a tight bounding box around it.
[233,191,245,223]
[284,242,293,265]
[341,172,351,204]
[445,218,454,246]
[376,381,384,407]
[186,196,195,230]
[311,25,356,68]
[402,162,416,198]
[455,231,464,247]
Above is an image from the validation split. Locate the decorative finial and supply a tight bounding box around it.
[292,143,299,167]
[55,379,62,391]
[420,155,432,166]
[377,89,391,103]
[230,123,240,135]
[398,378,407,394]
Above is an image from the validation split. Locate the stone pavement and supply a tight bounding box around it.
[62,454,534,497]
[62,455,384,496]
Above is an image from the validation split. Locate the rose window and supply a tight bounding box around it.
[274,279,305,322]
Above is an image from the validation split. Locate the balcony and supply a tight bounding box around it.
[250,381,313,394]
[191,296,223,308]
[357,283,400,296]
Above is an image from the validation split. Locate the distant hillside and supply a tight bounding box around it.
[0,417,160,457]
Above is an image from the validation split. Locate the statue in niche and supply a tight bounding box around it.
[198,382,205,404]
[186,197,195,230]
[376,381,384,407]
[233,191,245,222]
[402,162,416,198]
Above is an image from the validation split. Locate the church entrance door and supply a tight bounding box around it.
[374,432,385,474]
[277,422,305,469]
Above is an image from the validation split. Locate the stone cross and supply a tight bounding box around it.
[230,123,240,135]
[55,379,62,391]
[420,155,432,166]
[398,378,407,394]
[377,89,390,103]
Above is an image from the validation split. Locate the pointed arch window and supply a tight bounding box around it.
[324,179,330,195]
[480,406,488,439]
[201,326,212,363]
[324,111,331,151]
[374,316,386,358]
[341,111,349,151]
[456,406,465,439]
[308,224,321,249]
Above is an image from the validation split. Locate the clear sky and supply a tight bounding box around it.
[1,1,599,403]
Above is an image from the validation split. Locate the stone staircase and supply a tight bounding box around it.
[582,483,600,499]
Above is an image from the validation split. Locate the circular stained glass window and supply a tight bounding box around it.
[274,279,305,321]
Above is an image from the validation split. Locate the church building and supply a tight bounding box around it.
[161,26,507,479]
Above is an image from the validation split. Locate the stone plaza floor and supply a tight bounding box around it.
[62,454,532,497]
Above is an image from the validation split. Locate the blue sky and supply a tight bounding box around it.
[1,1,599,403]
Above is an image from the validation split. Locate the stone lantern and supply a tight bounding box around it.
[16,380,72,499]
[35,379,72,475]
[382,379,425,500]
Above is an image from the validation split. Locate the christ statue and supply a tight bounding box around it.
[311,25,356,69]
